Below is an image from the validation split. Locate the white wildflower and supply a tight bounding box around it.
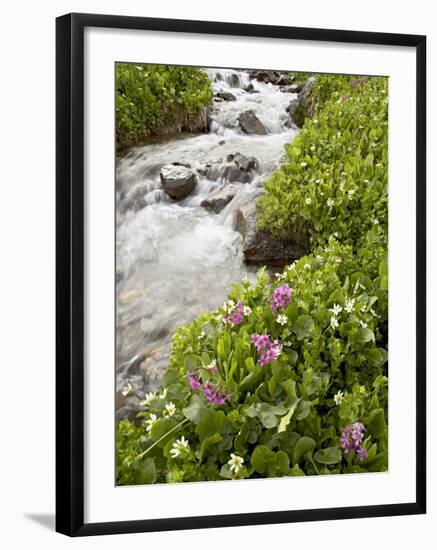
[276,314,288,326]
[227,453,244,474]
[359,320,368,328]
[334,390,344,406]
[344,298,355,313]
[330,316,339,330]
[243,305,252,316]
[139,392,156,407]
[170,436,190,458]
[305,197,312,205]
[304,263,311,269]
[315,179,320,184]
[310,145,316,151]
[327,198,335,208]
[165,402,176,417]
[330,303,342,316]
[160,388,168,399]
[300,162,307,168]
[145,413,158,433]
[121,383,132,397]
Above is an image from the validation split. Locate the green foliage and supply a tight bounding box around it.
[116,247,388,484]
[116,73,389,485]
[116,63,213,150]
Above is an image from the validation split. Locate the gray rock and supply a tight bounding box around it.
[160,163,196,199]
[198,153,260,184]
[216,91,236,101]
[243,82,258,93]
[234,200,309,263]
[201,184,238,213]
[238,110,267,135]
[248,70,294,86]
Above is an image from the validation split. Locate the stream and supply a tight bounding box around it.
[115,68,299,417]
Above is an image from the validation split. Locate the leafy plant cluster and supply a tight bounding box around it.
[116,73,389,485]
[116,63,213,150]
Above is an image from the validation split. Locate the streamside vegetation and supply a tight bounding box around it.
[116,63,213,150]
[116,72,388,485]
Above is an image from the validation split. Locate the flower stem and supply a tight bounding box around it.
[136,418,189,461]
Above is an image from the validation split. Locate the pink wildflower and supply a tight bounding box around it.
[224,301,244,325]
[270,284,292,314]
[203,381,231,405]
[251,334,282,366]
[187,371,201,391]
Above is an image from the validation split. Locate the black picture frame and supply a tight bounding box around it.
[56,12,427,537]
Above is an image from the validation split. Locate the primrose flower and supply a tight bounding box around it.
[344,298,355,313]
[121,383,132,397]
[145,413,158,433]
[224,300,244,325]
[187,371,202,391]
[276,314,288,326]
[227,453,244,474]
[334,390,344,406]
[251,334,282,366]
[270,284,292,314]
[165,402,176,416]
[356,447,368,462]
[170,436,190,458]
[340,422,366,454]
[327,198,335,208]
[203,381,231,405]
[330,316,339,330]
[330,303,342,316]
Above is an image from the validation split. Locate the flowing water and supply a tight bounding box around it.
[116,69,298,414]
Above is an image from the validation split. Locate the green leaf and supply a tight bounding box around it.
[379,256,388,290]
[251,445,275,474]
[182,394,208,424]
[314,447,342,465]
[357,327,374,343]
[293,315,315,340]
[293,436,316,464]
[138,457,157,484]
[366,408,386,439]
[150,417,178,448]
[196,410,227,440]
[200,433,222,459]
[277,398,300,433]
[166,383,190,401]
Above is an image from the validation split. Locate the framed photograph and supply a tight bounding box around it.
[56,13,426,536]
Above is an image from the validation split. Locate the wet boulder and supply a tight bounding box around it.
[160,163,196,199]
[238,110,267,135]
[198,153,260,184]
[248,70,294,86]
[286,77,316,127]
[201,184,238,213]
[234,200,309,263]
[215,91,236,101]
[243,82,258,94]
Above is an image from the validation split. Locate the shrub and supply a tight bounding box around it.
[116,64,213,150]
